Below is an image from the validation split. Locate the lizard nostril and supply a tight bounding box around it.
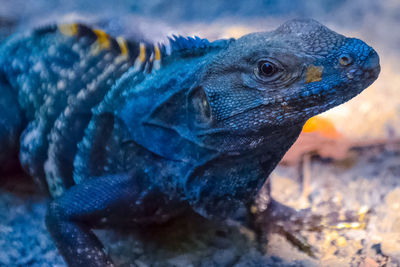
[339,54,353,66]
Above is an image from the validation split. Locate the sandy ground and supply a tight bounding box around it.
[1,142,400,267]
[0,172,308,267]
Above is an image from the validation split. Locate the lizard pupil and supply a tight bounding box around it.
[259,61,276,76]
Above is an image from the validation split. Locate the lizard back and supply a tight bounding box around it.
[0,23,157,194]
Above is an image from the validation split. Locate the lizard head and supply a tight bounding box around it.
[198,19,380,137]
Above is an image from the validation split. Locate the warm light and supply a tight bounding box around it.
[302,116,341,139]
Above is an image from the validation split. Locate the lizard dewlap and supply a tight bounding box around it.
[0,19,380,266]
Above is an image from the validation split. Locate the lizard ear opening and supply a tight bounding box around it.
[187,86,213,130]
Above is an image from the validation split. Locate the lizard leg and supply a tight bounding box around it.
[46,172,183,267]
[249,181,321,257]
[261,198,321,257]
[45,173,138,267]
[0,74,24,173]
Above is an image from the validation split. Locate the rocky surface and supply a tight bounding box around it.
[0,174,305,267]
[270,144,400,266]
[1,142,400,266]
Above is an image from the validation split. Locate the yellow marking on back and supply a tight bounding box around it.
[154,45,161,61]
[116,36,129,57]
[133,43,147,71]
[306,65,323,83]
[91,29,111,55]
[58,23,78,36]
[138,43,146,62]
[153,45,161,70]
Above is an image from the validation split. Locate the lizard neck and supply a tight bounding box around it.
[183,123,303,219]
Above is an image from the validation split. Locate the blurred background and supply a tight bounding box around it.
[0,1,399,266]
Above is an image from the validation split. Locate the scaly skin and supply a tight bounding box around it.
[0,19,380,266]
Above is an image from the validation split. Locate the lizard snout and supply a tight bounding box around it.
[363,50,380,79]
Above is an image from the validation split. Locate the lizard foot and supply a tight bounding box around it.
[248,197,370,258]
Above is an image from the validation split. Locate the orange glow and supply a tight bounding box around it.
[302,116,341,138]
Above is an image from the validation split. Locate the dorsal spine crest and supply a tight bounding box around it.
[162,35,234,60]
[55,23,159,72]
[53,23,234,72]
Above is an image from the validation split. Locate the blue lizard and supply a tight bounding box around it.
[0,19,380,266]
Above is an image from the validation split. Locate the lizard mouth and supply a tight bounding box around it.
[344,50,380,92]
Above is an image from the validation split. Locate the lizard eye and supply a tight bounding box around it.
[254,59,284,83]
[258,60,277,77]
